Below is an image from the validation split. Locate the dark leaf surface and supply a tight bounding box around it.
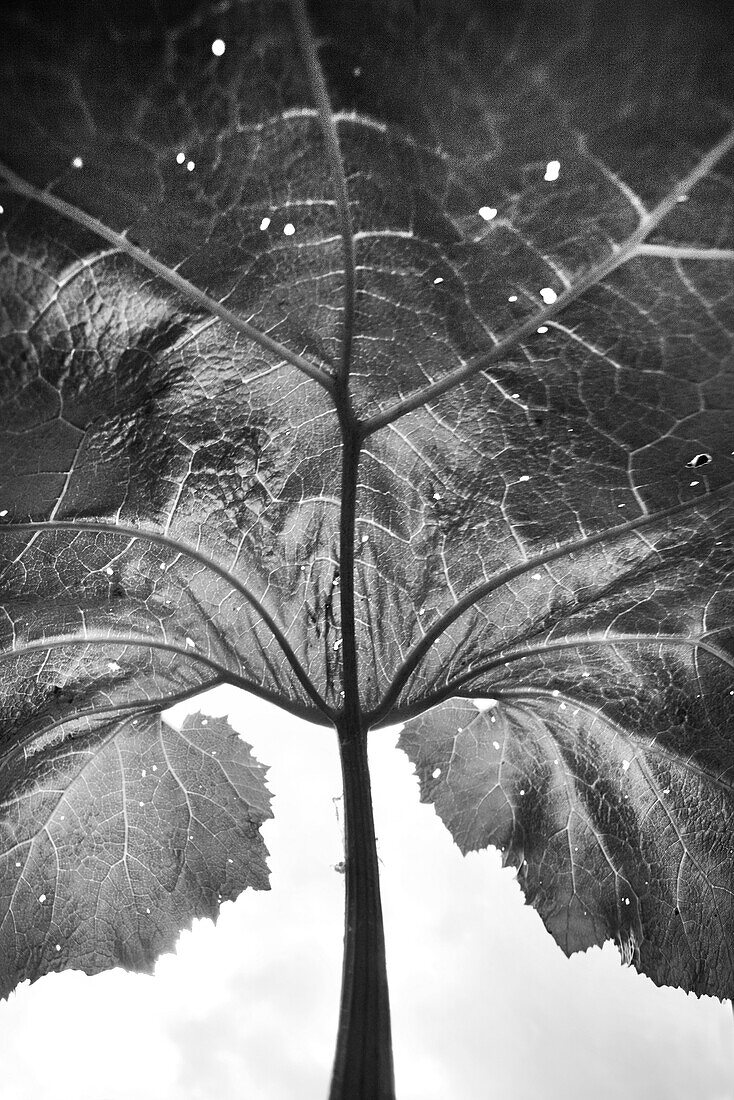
[0,0,732,1003]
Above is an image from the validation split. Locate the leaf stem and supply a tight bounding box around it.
[330,720,395,1100]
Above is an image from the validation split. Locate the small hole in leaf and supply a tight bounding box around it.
[433,276,444,284]
[187,160,196,171]
[677,193,688,202]
[537,326,548,334]
[478,206,497,220]
[474,698,497,712]
[211,38,226,56]
[259,216,271,231]
[544,159,561,181]
[0,205,4,215]
[38,894,46,903]
[508,294,518,302]
[55,944,61,951]
[492,740,500,750]
[622,759,630,771]
[518,474,530,482]
[0,510,7,518]
[685,453,711,468]
[72,156,83,169]
[283,222,296,236]
[539,287,557,304]
[176,152,185,164]
[432,767,441,778]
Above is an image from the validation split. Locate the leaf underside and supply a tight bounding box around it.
[0,0,732,1001]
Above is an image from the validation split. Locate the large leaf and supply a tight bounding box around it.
[0,0,732,1069]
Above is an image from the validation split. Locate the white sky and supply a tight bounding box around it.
[1,685,733,1099]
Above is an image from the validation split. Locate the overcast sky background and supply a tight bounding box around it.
[1,685,733,1099]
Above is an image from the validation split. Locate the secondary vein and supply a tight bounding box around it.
[0,159,334,393]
